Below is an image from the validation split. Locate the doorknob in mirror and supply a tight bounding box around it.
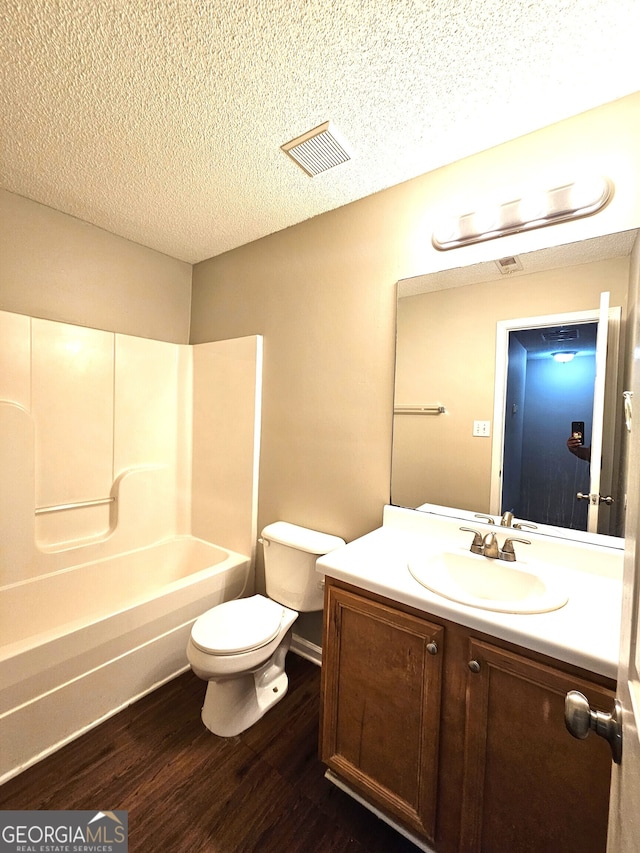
[577,492,614,505]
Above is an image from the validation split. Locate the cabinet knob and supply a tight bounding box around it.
[468,660,481,673]
[426,641,438,656]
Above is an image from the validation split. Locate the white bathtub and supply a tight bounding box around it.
[0,537,250,783]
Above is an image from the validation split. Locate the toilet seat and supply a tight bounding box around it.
[190,595,286,655]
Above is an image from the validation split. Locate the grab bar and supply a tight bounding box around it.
[35,497,116,516]
[394,405,446,415]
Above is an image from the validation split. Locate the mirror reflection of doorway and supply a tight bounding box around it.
[501,322,597,531]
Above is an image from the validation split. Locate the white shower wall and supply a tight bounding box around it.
[0,310,261,586]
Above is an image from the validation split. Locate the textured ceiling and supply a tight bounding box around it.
[2,0,640,264]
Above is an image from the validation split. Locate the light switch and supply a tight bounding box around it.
[473,420,491,437]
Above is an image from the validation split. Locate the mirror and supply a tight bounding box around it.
[392,229,638,544]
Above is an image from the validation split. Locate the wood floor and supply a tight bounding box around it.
[0,653,421,852]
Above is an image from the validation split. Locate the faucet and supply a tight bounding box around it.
[459,528,499,559]
[460,527,484,554]
[513,521,538,531]
[500,511,538,532]
[499,537,531,562]
[482,532,500,558]
[460,527,531,561]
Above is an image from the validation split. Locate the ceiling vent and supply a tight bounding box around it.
[281,121,351,177]
[494,255,523,275]
[542,328,579,343]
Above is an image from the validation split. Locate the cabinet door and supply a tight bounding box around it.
[321,584,444,841]
[460,639,614,853]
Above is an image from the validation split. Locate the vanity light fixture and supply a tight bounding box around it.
[552,351,577,363]
[432,177,613,250]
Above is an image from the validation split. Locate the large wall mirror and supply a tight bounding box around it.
[391,228,639,545]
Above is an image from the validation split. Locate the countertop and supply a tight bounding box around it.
[317,506,624,680]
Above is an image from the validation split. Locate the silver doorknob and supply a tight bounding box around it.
[576,492,615,505]
[565,690,622,764]
[468,660,481,673]
[427,642,438,656]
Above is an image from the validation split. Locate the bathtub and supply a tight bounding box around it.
[0,537,250,783]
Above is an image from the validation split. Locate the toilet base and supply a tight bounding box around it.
[200,632,292,737]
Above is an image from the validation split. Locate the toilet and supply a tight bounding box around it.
[187,521,345,737]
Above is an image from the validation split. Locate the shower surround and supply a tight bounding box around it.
[0,310,262,781]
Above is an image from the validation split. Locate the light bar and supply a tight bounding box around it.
[433,178,612,251]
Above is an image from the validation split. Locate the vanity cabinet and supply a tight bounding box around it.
[320,583,444,840]
[459,638,613,853]
[320,578,615,853]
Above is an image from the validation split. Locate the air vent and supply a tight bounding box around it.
[542,328,579,343]
[494,255,523,274]
[281,121,351,177]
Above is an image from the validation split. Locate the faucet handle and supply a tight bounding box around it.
[513,521,538,531]
[500,537,531,562]
[474,514,495,525]
[460,527,484,554]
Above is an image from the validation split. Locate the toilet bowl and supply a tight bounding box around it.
[187,522,345,737]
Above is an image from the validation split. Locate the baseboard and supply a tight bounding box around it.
[290,633,322,666]
[324,770,436,853]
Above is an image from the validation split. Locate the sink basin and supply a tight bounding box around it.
[408,550,569,614]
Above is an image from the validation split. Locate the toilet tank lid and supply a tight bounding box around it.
[261,521,345,555]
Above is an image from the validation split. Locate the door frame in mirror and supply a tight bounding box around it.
[489,302,622,534]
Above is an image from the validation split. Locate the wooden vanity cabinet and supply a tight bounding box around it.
[320,582,444,841]
[460,638,613,853]
[320,578,615,853]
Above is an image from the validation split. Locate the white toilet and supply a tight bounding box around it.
[187,521,345,737]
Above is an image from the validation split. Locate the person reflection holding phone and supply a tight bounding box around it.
[567,433,591,462]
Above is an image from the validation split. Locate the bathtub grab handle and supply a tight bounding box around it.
[35,496,116,515]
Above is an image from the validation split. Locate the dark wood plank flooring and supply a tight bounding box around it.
[0,653,421,852]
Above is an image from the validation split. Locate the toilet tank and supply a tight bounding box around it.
[261,521,345,611]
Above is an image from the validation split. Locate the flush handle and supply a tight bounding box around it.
[565,690,622,764]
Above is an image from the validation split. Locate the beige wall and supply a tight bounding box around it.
[191,94,640,561]
[0,190,192,343]
[3,94,640,626]
[393,257,630,511]
[191,336,262,560]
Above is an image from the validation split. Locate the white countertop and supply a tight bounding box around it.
[317,506,623,680]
